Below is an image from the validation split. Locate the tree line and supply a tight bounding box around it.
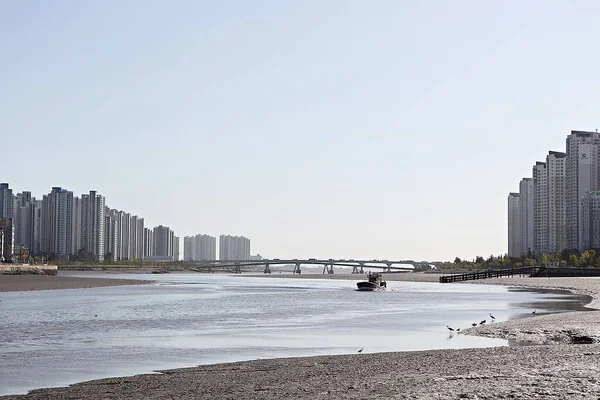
[440,249,600,271]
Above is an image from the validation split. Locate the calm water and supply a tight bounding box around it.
[0,273,589,395]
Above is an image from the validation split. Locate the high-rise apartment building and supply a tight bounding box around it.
[519,178,534,257]
[546,151,567,252]
[13,191,36,252]
[566,131,600,251]
[219,235,250,260]
[173,236,180,261]
[104,209,119,262]
[506,196,519,255]
[184,234,217,261]
[153,225,173,259]
[581,191,600,250]
[81,191,105,261]
[71,196,82,255]
[41,187,73,258]
[533,162,548,254]
[0,218,14,262]
[143,227,154,258]
[0,183,14,219]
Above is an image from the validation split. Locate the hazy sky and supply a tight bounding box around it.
[2,1,600,261]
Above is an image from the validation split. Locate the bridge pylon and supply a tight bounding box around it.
[264,263,271,274]
[352,262,365,274]
[235,262,242,274]
[293,263,301,274]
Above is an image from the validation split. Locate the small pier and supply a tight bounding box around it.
[439,266,542,283]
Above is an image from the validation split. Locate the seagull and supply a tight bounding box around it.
[532,310,537,314]
[446,325,455,332]
[489,313,496,320]
[479,320,486,325]
[358,348,363,353]
[472,322,477,327]
[456,328,461,332]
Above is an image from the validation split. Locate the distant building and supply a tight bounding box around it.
[219,235,250,260]
[13,191,37,253]
[153,225,174,260]
[508,193,521,257]
[143,227,154,258]
[71,196,82,255]
[519,178,534,257]
[184,234,217,261]
[533,161,548,254]
[0,218,14,262]
[546,151,567,253]
[173,236,180,261]
[81,191,105,261]
[566,131,600,251]
[0,183,14,219]
[41,187,73,259]
[581,191,600,250]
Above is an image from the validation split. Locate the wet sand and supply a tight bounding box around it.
[3,273,600,399]
[0,274,151,292]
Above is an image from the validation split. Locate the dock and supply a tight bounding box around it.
[439,266,541,283]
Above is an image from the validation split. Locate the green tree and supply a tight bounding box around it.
[454,257,461,264]
[569,254,580,267]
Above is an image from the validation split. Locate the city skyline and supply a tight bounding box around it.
[508,130,600,258]
[0,182,257,262]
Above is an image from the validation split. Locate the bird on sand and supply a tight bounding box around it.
[358,348,363,353]
[479,320,486,325]
[532,310,537,314]
[456,328,461,332]
[472,322,477,327]
[446,326,455,332]
[489,313,496,320]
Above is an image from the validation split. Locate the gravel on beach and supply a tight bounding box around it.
[3,274,600,399]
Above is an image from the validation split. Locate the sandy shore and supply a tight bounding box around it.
[3,273,600,399]
[0,274,151,292]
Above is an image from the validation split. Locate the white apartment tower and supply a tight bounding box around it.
[143,227,154,258]
[546,151,567,252]
[532,162,548,254]
[508,193,521,257]
[184,234,217,261]
[566,131,600,251]
[219,235,251,260]
[519,178,534,257]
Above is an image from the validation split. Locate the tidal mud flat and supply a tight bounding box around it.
[3,274,600,399]
[0,274,151,292]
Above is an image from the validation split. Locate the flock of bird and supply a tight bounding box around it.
[446,310,537,333]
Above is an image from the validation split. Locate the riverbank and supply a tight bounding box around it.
[0,274,151,292]
[3,273,600,399]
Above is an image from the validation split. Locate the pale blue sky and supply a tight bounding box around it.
[2,1,600,261]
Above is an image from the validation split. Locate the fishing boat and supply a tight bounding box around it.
[356,272,387,291]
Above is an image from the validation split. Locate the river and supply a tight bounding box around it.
[0,273,589,395]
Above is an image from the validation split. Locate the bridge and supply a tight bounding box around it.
[186,259,434,274]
